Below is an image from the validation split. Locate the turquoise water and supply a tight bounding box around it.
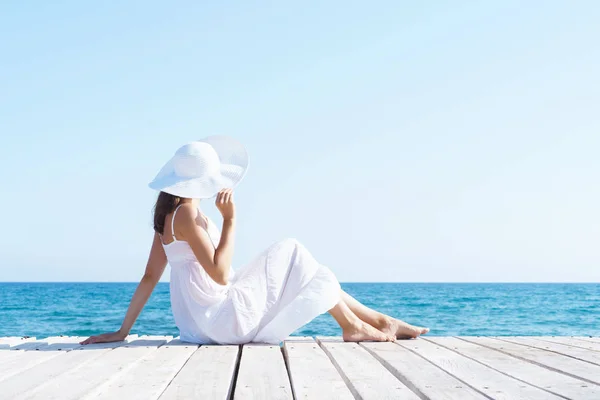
[0,283,598,338]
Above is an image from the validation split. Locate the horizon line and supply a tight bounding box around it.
[0,281,598,284]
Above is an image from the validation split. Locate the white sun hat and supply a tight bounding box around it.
[148,135,248,199]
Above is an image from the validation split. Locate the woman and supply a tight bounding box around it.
[81,136,429,345]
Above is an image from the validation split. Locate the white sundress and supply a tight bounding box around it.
[162,205,341,344]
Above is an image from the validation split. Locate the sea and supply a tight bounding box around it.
[0,283,598,338]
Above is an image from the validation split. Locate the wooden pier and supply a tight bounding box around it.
[1,335,599,399]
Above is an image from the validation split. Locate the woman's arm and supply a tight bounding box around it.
[178,189,236,285]
[80,233,168,344]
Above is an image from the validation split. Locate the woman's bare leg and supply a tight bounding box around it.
[328,300,395,342]
[341,291,429,339]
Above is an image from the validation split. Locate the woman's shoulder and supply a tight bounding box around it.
[175,203,209,229]
[175,203,198,220]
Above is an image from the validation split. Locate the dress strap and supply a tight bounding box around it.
[171,204,183,240]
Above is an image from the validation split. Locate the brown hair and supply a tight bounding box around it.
[153,191,183,234]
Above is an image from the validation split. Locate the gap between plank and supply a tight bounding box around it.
[76,340,170,399]
[457,337,600,386]
[421,338,570,400]
[391,340,496,400]
[358,343,429,400]
[280,344,297,400]
[497,337,600,366]
[0,337,128,384]
[315,340,363,400]
[156,345,201,400]
[226,345,243,400]
[535,337,600,352]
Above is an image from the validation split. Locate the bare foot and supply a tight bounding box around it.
[380,317,429,339]
[343,321,395,342]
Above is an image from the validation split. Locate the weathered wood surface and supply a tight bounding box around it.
[283,338,353,400]
[362,341,486,399]
[1,336,599,399]
[537,336,600,352]
[82,338,198,400]
[159,345,239,400]
[0,336,36,349]
[464,336,600,385]
[397,338,563,399]
[318,337,419,400]
[500,336,600,365]
[14,336,172,400]
[581,336,600,344]
[234,344,292,400]
[428,337,600,399]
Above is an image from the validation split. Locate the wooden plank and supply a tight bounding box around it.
[538,336,600,352]
[0,349,28,365]
[397,339,562,399]
[0,350,65,383]
[0,342,128,399]
[82,339,197,400]
[7,336,92,351]
[16,336,170,400]
[318,338,419,400]
[0,336,90,383]
[463,337,600,385]
[10,339,57,351]
[36,336,87,351]
[500,337,600,366]
[283,338,353,400]
[580,337,600,344]
[283,336,314,342]
[0,337,34,343]
[0,337,45,367]
[429,337,600,399]
[234,345,292,400]
[0,335,131,383]
[362,341,486,400]
[159,346,239,400]
[0,337,36,349]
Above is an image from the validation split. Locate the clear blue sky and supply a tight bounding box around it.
[1,1,598,282]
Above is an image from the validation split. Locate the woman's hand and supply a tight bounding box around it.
[80,330,127,345]
[216,189,235,220]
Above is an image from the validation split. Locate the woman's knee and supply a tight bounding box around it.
[278,238,301,248]
[269,238,305,259]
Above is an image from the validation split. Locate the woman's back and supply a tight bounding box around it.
[162,204,233,343]
[160,204,216,263]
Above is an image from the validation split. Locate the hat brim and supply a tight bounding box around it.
[148,136,248,199]
[149,164,246,198]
